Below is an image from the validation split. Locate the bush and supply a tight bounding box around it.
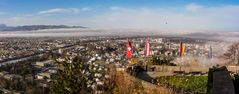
[155,76,208,93]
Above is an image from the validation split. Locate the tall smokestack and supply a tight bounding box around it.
[208,46,213,59]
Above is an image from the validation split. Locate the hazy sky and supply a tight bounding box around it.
[0,0,239,31]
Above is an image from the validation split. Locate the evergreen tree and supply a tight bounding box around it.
[50,56,92,94]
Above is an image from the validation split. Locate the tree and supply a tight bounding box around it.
[224,43,239,65]
[152,56,161,65]
[152,55,175,65]
[50,56,92,94]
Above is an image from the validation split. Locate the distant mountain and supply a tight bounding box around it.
[186,31,239,42]
[0,24,7,28]
[0,24,87,31]
[186,32,221,39]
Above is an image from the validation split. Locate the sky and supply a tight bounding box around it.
[0,0,239,32]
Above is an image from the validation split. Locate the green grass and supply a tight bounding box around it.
[95,60,105,64]
[155,76,208,93]
[0,49,9,54]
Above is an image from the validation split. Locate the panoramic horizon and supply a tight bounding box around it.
[1,1,239,94]
[0,0,239,32]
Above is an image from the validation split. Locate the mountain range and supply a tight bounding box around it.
[0,24,87,31]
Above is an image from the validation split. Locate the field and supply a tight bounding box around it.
[155,76,208,93]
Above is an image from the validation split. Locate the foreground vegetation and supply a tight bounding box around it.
[232,74,239,93]
[151,55,176,66]
[50,56,146,94]
[155,76,208,93]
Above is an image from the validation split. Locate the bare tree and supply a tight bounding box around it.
[224,43,239,65]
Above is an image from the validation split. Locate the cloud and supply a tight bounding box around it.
[0,12,6,15]
[37,7,93,15]
[185,3,204,12]
[5,16,42,25]
[2,4,239,33]
[81,7,93,11]
[9,16,23,21]
[38,8,79,15]
[110,6,124,11]
[3,7,94,25]
[86,4,239,32]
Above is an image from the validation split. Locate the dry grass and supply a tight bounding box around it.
[107,65,175,94]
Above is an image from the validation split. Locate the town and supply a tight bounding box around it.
[1,0,239,94]
[0,36,238,93]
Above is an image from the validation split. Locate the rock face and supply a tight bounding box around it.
[208,66,235,94]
